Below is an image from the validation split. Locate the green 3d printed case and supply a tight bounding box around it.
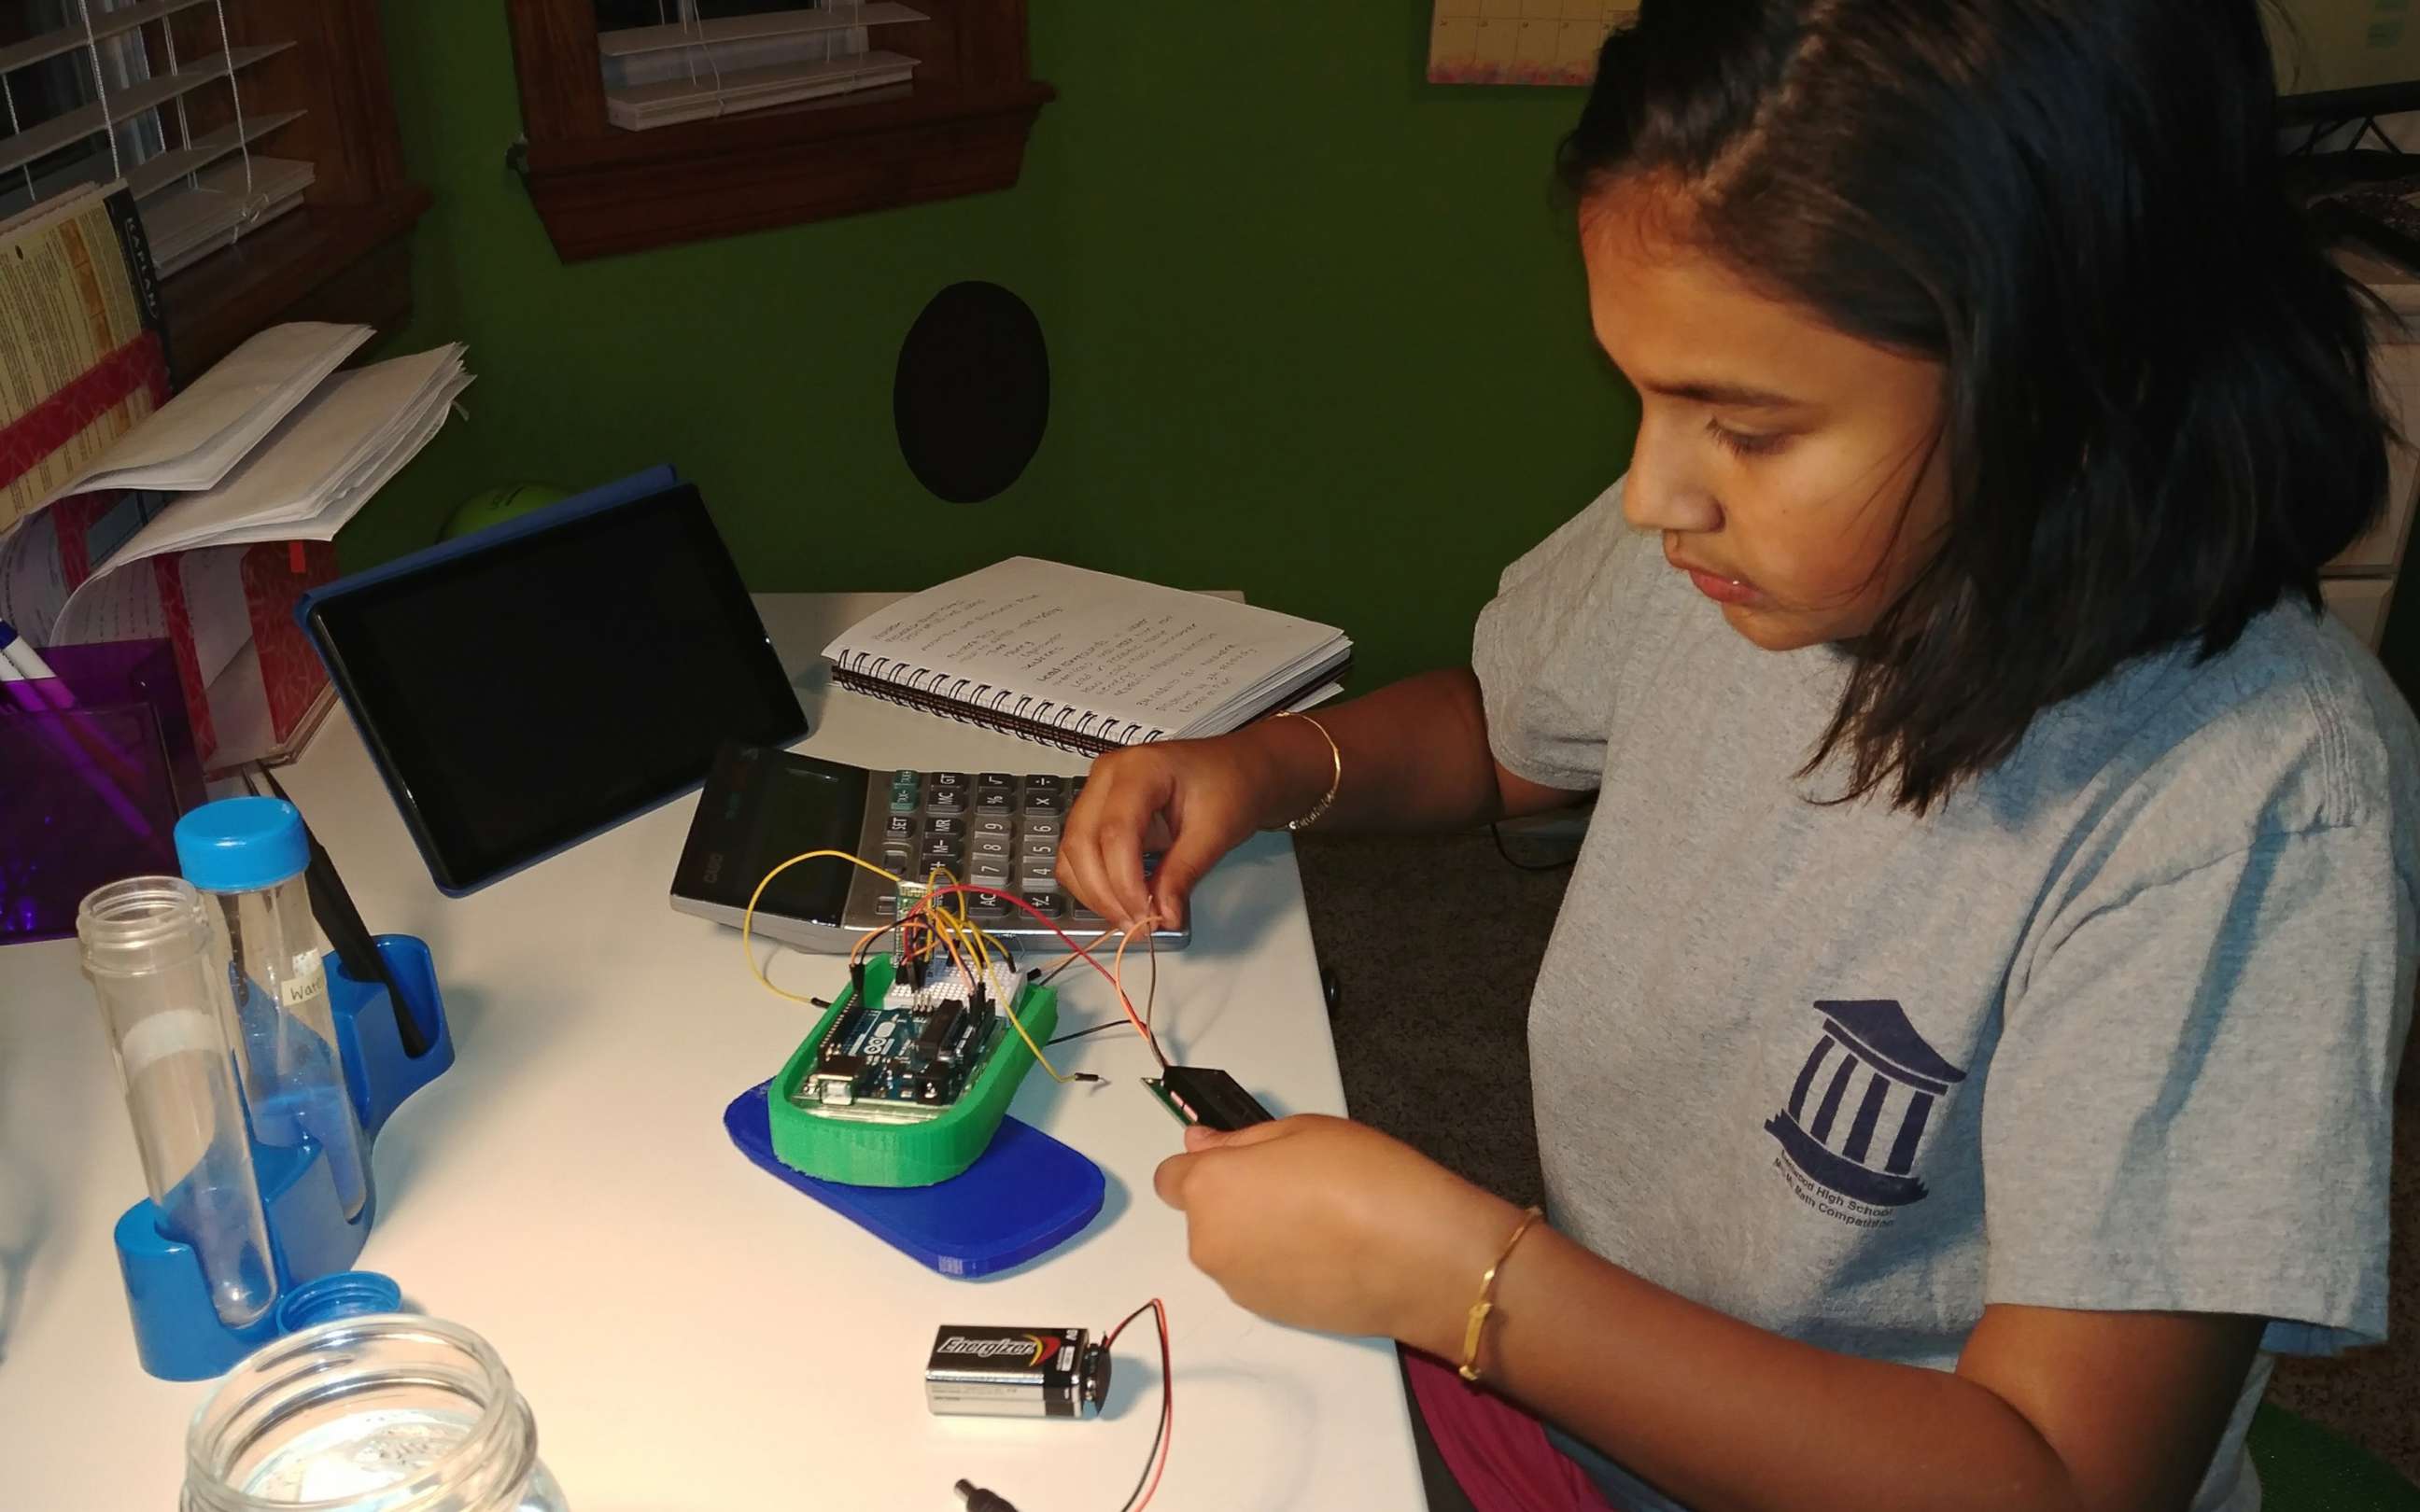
[767,957,1058,1187]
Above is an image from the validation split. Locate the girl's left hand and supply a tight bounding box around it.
[1153,1114,1525,1353]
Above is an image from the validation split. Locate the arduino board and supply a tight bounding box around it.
[768,948,1057,1187]
[794,951,1020,1120]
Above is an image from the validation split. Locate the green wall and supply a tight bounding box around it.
[354,3,1639,690]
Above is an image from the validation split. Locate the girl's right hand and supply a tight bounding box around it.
[1061,721,1330,931]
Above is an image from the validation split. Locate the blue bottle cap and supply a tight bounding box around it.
[274,1270,404,1333]
[175,797,310,892]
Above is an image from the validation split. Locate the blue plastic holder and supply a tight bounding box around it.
[113,934,453,1380]
[723,1081,1104,1278]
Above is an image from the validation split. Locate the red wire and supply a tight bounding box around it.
[1104,1297,1173,1512]
[922,884,1161,1057]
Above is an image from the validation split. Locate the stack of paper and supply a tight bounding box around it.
[55,322,370,497]
[70,342,472,575]
[0,321,473,769]
[47,343,471,645]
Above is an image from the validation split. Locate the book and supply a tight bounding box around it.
[823,558,1353,755]
[0,182,169,534]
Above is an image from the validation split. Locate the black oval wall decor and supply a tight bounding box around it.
[893,281,1049,504]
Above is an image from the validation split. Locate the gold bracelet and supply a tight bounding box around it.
[1273,710,1341,832]
[1457,1205,1545,1383]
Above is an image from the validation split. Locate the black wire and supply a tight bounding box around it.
[1488,820,1577,873]
[1033,926,1171,1067]
[1047,1018,1130,1046]
[1104,1301,1171,1512]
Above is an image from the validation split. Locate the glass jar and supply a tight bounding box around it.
[181,1313,570,1512]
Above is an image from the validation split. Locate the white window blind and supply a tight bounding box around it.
[0,0,310,276]
[598,2,925,132]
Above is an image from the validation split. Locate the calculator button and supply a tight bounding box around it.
[892,769,921,786]
[975,791,1016,815]
[1020,859,1059,890]
[928,772,969,791]
[968,891,1011,918]
[879,847,912,875]
[971,836,1014,862]
[1020,818,1061,839]
[971,858,1013,888]
[973,817,1015,837]
[1142,851,1162,875]
[888,790,920,815]
[1021,890,1065,917]
[924,816,964,839]
[978,772,1016,791]
[875,892,898,917]
[880,814,913,839]
[926,789,965,815]
[1023,774,1064,791]
[1071,899,1106,925]
[919,836,964,862]
[1021,791,1064,815]
[1020,837,1058,861]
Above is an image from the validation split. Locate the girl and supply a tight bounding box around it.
[1058,3,2419,1509]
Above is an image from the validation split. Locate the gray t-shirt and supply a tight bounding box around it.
[1470,480,2420,1512]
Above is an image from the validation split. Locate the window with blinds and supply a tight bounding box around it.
[593,0,925,131]
[0,0,308,277]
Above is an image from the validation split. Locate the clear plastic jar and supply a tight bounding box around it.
[77,875,278,1329]
[181,1313,570,1512]
[176,797,370,1221]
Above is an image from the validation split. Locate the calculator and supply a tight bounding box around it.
[668,743,1188,954]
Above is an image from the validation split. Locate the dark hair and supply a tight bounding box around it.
[1559,0,2390,813]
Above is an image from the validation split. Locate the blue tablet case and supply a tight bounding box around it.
[294,466,802,896]
[722,1081,1105,1278]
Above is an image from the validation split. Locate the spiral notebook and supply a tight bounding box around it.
[823,558,1352,754]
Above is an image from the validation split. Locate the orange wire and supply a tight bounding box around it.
[924,885,1162,1064]
[1111,919,1166,1069]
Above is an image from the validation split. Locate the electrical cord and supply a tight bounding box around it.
[1104,1297,1174,1512]
[742,850,1096,1085]
[1047,1017,1132,1046]
[922,884,1169,1070]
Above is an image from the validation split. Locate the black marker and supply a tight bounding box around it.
[249,767,430,1057]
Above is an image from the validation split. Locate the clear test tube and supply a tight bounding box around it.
[176,798,368,1221]
[77,876,277,1329]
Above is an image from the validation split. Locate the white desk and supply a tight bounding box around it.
[0,593,1424,1511]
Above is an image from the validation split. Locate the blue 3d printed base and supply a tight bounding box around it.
[113,935,454,1380]
[724,1081,1104,1278]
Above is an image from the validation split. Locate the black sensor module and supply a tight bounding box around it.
[1145,1065,1274,1132]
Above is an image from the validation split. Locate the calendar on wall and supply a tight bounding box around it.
[1428,0,1636,86]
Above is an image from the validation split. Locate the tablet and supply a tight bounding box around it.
[297,469,806,895]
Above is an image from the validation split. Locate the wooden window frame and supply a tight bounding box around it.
[503,0,1052,261]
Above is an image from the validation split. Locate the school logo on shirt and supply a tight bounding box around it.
[1766,1000,1966,1222]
